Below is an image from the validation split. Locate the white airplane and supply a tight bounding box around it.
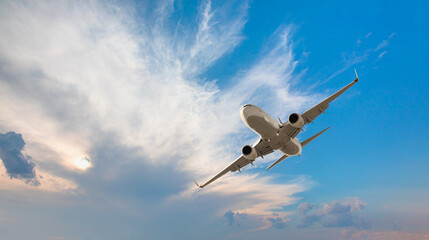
[194,72,359,188]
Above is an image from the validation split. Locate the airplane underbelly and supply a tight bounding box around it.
[279,138,302,156]
[240,104,280,140]
[246,115,278,139]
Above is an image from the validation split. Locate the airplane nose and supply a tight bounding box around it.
[240,104,256,119]
[240,104,250,115]
[240,104,254,111]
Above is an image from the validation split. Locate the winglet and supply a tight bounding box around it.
[354,69,359,82]
[193,178,203,188]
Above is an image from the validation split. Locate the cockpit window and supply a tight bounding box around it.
[242,104,254,108]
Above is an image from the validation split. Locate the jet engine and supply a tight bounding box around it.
[242,145,258,160]
[289,113,305,128]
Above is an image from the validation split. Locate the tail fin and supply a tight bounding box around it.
[301,127,330,147]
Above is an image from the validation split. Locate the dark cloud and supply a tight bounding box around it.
[224,210,235,226]
[298,202,316,215]
[297,211,320,228]
[0,131,39,186]
[267,214,288,229]
[223,210,247,227]
[297,198,370,229]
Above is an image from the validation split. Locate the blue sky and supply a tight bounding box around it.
[0,0,428,239]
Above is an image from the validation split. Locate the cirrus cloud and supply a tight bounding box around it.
[0,0,319,233]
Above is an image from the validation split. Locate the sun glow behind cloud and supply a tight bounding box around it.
[73,156,91,170]
[0,0,319,230]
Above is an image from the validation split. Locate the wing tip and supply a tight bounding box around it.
[193,178,203,188]
[354,69,359,82]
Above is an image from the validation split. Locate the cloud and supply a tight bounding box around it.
[297,197,370,229]
[224,210,235,226]
[357,32,372,46]
[0,0,318,233]
[323,50,369,83]
[298,201,316,214]
[356,39,362,46]
[326,31,396,82]
[376,51,387,61]
[375,32,395,51]
[0,131,39,185]
[375,40,389,51]
[267,213,289,229]
[341,230,429,240]
[187,0,248,75]
[224,210,247,227]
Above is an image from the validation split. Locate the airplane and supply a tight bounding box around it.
[194,71,359,188]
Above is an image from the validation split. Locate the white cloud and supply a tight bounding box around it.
[377,51,388,61]
[375,40,389,51]
[375,33,395,52]
[0,0,317,230]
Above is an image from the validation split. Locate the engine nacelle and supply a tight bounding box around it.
[289,113,305,128]
[242,145,258,160]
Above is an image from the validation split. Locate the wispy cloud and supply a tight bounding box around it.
[0,0,317,232]
[375,32,395,52]
[375,40,389,51]
[323,50,369,83]
[187,1,248,75]
[325,32,396,82]
[376,51,388,61]
[365,32,373,38]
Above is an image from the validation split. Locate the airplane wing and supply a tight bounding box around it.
[301,77,358,125]
[282,75,359,138]
[194,139,273,188]
[194,155,249,188]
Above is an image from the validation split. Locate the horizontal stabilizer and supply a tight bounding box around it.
[301,127,330,147]
[266,155,288,170]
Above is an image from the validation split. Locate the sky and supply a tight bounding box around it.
[0,0,428,239]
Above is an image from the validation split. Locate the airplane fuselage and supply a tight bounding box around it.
[240,104,302,157]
